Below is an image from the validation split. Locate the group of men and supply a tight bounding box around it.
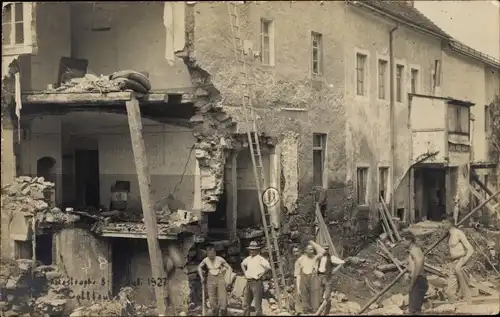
[197,239,346,316]
[197,215,475,316]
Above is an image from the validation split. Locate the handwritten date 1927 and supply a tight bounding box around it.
[146,277,168,287]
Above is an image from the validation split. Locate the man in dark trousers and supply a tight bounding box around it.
[198,244,231,316]
[241,241,271,316]
[403,231,428,315]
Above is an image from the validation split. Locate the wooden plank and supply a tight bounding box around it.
[469,185,497,215]
[22,91,133,104]
[315,203,339,257]
[377,239,403,273]
[100,232,177,240]
[378,205,395,243]
[125,96,170,316]
[381,198,401,241]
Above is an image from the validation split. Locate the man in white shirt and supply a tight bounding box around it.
[309,241,345,315]
[295,241,327,313]
[198,244,232,316]
[241,241,271,316]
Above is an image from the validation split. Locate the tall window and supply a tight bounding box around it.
[313,133,326,187]
[378,167,389,201]
[311,32,323,75]
[378,60,388,99]
[447,104,470,134]
[410,68,419,94]
[356,54,367,96]
[485,105,490,134]
[260,19,274,66]
[2,2,24,46]
[396,65,404,102]
[357,167,369,205]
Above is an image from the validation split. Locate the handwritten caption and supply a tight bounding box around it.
[51,277,169,301]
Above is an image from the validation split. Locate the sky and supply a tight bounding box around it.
[415,0,500,59]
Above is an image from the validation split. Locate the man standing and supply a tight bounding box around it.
[309,241,345,315]
[445,215,474,304]
[292,246,305,314]
[403,231,428,315]
[295,241,327,314]
[198,244,231,316]
[241,241,271,316]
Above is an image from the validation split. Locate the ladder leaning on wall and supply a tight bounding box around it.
[226,1,289,312]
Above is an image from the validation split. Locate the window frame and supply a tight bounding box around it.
[260,18,274,66]
[312,133,327,188]
[311,32,323,76]
[396,64,404,102]
[356,166,369,205]
[378,166,390,202]
[356,53,367,96]
[410,68,419,94]
[2,2,35,56]
[447,103,470,135]
[2,2,25,47]
[378,59,388,100]
[485,105,490,135]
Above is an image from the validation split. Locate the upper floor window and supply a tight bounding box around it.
[311,32,323,75]
[313,133,327,188]
[485,105,490,135]
[410,68,419,94]
[356,53,367,96]
[378,59,388,99]
[2,2,24,46]
[260,19,274,66]
[447,104,470,135]
[396,64,404,102]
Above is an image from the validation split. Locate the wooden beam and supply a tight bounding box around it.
[125,96,170,316]
[22,91,133,105]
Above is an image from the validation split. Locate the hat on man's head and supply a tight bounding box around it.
[247,241,261,250]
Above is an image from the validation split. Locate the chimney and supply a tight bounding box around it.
[404,0,414,7]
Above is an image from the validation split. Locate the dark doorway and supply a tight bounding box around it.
[415,167,447,222]
[37,157,56,182]
[75,150,100,208]
[111,238,131,296]
[35,233,53,265]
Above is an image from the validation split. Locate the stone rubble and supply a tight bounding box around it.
[1,176,79,227]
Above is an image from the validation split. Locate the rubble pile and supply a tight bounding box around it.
[32,265,73,316]
[68,287,146,317]
[49,70,151,94]
[1,176,79,227]
[330,220,500,314]
[0,259,33,317]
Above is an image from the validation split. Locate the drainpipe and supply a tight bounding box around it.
[389,24,399,218]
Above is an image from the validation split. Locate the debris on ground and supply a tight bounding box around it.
[329,219,500,315]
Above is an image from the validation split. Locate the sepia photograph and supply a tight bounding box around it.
[0,1,499,316]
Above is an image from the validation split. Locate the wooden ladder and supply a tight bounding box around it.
[226,1,288,311]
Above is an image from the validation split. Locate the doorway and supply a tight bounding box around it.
[414,167,447,221]
[75,150,100,208]
[35,233,53,265]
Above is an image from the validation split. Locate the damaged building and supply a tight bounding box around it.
[1,1,499,315]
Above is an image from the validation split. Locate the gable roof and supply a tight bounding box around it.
[348,0,450,39]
